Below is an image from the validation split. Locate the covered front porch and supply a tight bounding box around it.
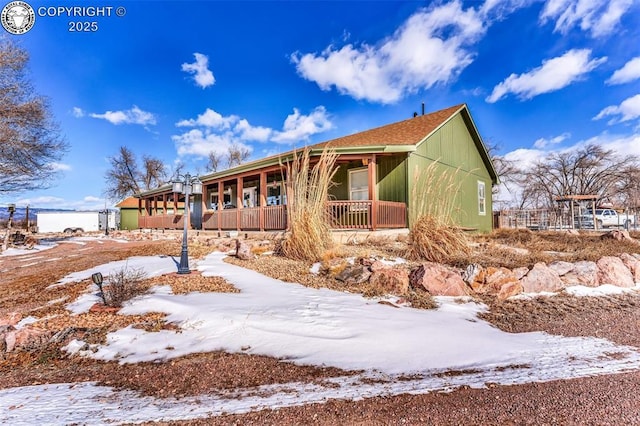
[138,200,407,231]
[136,153,408,232]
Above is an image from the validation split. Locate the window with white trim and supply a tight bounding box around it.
[348,168,369,201]
[477,181,486,216]
[210,193,219,210]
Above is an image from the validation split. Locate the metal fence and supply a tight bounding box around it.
[493,208,640,231]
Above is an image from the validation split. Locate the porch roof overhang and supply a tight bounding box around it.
[137,145,416,198]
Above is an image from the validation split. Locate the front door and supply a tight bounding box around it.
[243,187,257,208]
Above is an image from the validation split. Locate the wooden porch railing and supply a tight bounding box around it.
[139,214,184,229]
[327,200,407,230]
[375,201,407,229]
[139,200,406,231]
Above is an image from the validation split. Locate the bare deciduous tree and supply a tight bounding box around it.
[207,151,221,172]
[205,144,251,173]
[141,155,167,190]
[521,143,639,208]
[0,38,67,194]
[486,142,520,195]
[226,143,251,169]
[104,146,168,200]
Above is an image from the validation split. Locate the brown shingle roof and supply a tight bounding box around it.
[115,196,140,208]
[141,103,496,197]
[312,104,465,149]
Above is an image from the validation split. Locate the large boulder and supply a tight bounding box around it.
[335,265,372,285]
[619,253,640,283]
[600,230,637,243]
[512,267,530,280]
[463,264,520,296]
[0,312,22,327]
[11,327,52,352]
[519,263,564,293]
[561,261,599,287]
[235,239,254,260]
[497,281,524,300]
[484,267,520,293]
[548,261,575,277]
[597,256,635,287]
[369,267,409,294]
[410,263,468,297]
[462,263,483,286]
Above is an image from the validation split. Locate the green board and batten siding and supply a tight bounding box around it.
[377,154,408,204]
[329,155,408,204]
[407,112,494,233]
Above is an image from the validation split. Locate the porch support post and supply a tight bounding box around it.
[237,177,243,231]
[138,197,143,228]
[174,191,179,230]
[162,194,167,214]
[284,169,292,231]
[368,154,377,230]
[259,171,267,231]
[217,181,223,231]
[202,184,208,212]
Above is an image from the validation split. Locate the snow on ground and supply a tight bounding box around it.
[0,242,57,257]
[3,252,640,424]
[56,255,180,314]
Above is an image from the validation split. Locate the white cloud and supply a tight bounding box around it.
[594,94,640,124]
[271,107,333,143]
[597,133,640,157]
[89,106,156,126]
[12,195,110,210]
[606,57,640,85]
[234,119,272,142]
[14,196,65,207]
[480,0,536,20]
[292,1,485,104]
[49,162,71,171]
[540,0,633,38]
[532,132,571,149]
[173,107,334,158]
[486,49,606,103]
[176,108,237,129]
[172,128,250,158]
[72,107,84,118]
[181,53,215,89]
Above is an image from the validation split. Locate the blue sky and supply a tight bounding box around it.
[2,0,640,210]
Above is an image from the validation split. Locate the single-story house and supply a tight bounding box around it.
[135,103,498,233]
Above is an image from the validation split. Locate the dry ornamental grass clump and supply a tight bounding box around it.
[410,215,471,263]
[408,161,471,263]
[279,147,339,262]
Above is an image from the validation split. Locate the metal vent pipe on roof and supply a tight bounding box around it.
[422,102,425,115]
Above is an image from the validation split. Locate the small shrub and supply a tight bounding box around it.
[102,267,148,307]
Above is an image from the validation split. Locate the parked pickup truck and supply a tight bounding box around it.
[580,209,636,229]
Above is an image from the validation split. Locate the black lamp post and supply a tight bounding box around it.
[172,172,203,274]
[102,209,110,236]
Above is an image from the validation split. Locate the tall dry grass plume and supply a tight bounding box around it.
[280,147,339,261]
[408,161,471,263]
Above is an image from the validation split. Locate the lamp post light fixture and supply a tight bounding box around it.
[172,172,203,274]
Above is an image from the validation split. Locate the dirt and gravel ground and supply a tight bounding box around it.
[2,231,640,425]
